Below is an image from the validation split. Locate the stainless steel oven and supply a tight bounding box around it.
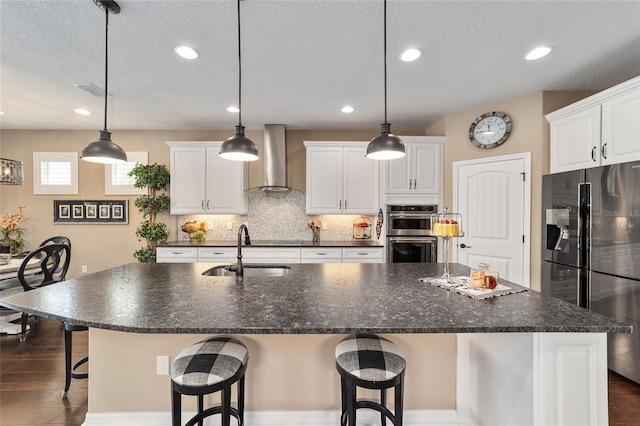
[386,205,438,263]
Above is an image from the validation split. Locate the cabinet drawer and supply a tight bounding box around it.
[243,248,301,263]
[156,247,198,263]
[342,248,383,263]
[198,247,236,262]
[300,248,342,263]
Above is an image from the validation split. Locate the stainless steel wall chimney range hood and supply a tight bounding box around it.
[260,124,290,192]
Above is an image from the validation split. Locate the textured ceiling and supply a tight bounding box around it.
[1,0,639,131]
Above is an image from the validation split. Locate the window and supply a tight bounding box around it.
[105,152,148,195]
[33,152,78,194]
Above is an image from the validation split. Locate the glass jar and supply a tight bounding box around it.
[470,263,499,289]
[353,217,371,240]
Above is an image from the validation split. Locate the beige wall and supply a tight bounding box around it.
[426,90,594,291]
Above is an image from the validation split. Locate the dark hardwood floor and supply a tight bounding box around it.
[1,316,639,425]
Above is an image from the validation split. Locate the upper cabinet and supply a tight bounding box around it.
[546,76,640,173]
[304,142,379,214]
[384,136,444,204]
[166,141,248,215]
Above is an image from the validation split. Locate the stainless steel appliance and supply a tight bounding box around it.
[387,205,437,263]
[542,160,640,383]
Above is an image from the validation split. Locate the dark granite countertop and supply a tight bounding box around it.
[160,240,384,248]
[0,262,631,335]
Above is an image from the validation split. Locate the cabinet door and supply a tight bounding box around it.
[198,247,237,263]
[386,153,411,193]
[205,146,248,214]
[156,247,198,263]
[342,247,383,263]
[343,147,379,214]
[306,147,343,214]
[601,89,640,166]
[412,143,441,194]
[550,106,601,173]
[170,146,206,214]
[300,248,342,263]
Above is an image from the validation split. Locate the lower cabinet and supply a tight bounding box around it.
[157,246,384,264]
[156,247,198,263]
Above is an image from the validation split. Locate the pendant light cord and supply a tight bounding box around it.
[383,0,388,125]
[237,0,243,127]
[103,6,109,132]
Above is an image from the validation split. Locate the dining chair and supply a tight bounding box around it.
[16,243,71,342]
[39,236,72,249]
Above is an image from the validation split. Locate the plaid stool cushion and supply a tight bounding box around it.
[171,337,248,388]
[335,334,405,382]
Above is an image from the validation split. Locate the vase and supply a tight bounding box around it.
[0,244,10,254]
[312,229,320,243]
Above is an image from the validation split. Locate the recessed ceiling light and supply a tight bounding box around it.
[74,108,91,116]
[227,106,240,113]
[526,46,552,60]
[174,45,199,60]
[400,48,422,62]
[341,106,354,113]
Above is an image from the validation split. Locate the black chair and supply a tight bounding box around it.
[39,236,72,249]
[17,243,71,342]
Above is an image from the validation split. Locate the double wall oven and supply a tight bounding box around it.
[386,205,437,263]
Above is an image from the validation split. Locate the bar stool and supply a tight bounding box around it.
[171,336,248,426]
[335,334,406,426]
[62,323,89,399]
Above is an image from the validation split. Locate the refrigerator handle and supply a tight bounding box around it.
[578,181,591,270]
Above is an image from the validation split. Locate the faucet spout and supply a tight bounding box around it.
[230,224,250,280]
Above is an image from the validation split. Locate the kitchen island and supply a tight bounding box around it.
[0,262,630,426]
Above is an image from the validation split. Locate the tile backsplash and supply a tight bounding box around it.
[178,189,379,242]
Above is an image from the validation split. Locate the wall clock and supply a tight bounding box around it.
[468,111,512,149]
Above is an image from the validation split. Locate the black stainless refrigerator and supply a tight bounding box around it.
[542,160,640,384]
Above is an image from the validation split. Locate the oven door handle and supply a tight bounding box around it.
[388,213,433,219]
[388,237,437,243]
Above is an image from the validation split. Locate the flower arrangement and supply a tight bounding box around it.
[308,221,321,242]
[0,207,26,254]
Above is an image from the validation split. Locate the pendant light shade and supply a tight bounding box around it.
[81,0,127,165]
[220,0,258,162]
[366,0,405,160]
[0,158,24,185]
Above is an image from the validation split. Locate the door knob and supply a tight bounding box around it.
[459,243,471,248]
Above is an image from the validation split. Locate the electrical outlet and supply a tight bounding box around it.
[157,355,169,375]
[207,221,214,230]
[227,222,233,230]
[322,222,328,230]
[81,265,88,274]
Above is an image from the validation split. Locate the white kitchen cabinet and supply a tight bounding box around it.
[242,247,301,264]
[342,247,384,263]
[384,136,444,204]
[304,142,379,214]
[156,247,198,263]
[198,247,237,263]
[547,76,640,173]
[166,141,248,214]
[300,247,342,263]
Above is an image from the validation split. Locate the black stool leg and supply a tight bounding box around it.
[221,385,231,426]
[19,312,28,342]
[63,327,72,399]
[340,376,347,426]
[381,388,387,426]
[238,375,245,425]
[197,394,204,426]
[347,380,356,426]
[394,379,404,426]
[171,384,182,426]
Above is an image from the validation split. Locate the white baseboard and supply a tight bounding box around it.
[83,409,459,425]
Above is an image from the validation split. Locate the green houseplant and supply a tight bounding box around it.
[129,163,170,262]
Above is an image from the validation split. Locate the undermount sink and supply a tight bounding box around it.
[202,264,291,277]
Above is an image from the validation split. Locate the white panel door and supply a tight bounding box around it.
[205,146,247,213]
[549,106,601,173]
[169,146,206,214]
[412,143,440,193]
[455,156,527,286]
[601,89,640,165]
[306,147,343,213]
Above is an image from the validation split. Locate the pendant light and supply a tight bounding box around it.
[366,0,405,160]
[220,0,259,162]
[81,0,127,165]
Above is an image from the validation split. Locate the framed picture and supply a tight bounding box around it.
[72,205,84,219]
[59,204,70,219]
[54,200,128,224]
[112,205,123,219]
[99,205,110,219]
[86,204,97,219]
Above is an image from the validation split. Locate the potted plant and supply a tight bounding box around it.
[128,163,170,262]
[0,207,26,255]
